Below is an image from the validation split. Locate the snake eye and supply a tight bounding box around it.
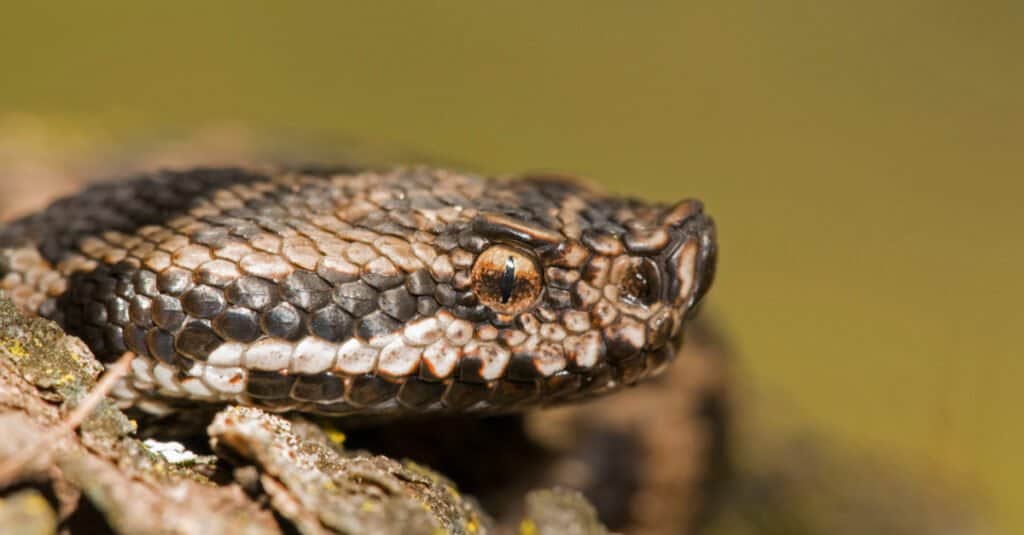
[471,245,543,314]
[620,258,661,306]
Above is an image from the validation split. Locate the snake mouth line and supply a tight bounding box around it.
[111,338,684,417]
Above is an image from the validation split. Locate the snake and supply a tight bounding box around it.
[0,166,716,416]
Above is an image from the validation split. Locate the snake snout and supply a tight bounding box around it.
[661,205,717,317]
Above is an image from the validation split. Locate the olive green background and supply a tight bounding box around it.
[2,2,1021,531]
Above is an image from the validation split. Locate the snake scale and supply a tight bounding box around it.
[0,166,716,416]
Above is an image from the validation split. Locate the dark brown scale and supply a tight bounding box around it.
[308,305,354,342]
[333,281,378,317]
[491,379,541,406]
[104,325,128,353]
[457,358,488,384]
[146,328,178,364]
[432,190,470,209]
[603,326,642,361]
[615,354,649,385]
[213,307,262,343]
[191,227,231,247]
[356,213,410,237]
[124,325,149,357]
[407,191,447,211]
[417,297,440,316]
[506,353,545,381]
[644,345,675,372]
[182,285,227,318]
[157,268,193,296]
[114,278,135,299]
[361,270,404,291]
[256,398,300,411]
[434,284,457,307]
[175,321,223,361]
[85,301,108,326]
[226,277,280,311]
[378,286,417,322]
[452,304,492,322]
[94,275,119,302]
[457,228,489,253]
[107,296,131,324]
[129,296,154,327]
[132,270,159,297]
[541,371,584,400]
[246,370,296,399]
[356,311,401,340]
[254,216,290,236]
[397,377,448,409]
[151,296,186,331]
[314,401,360,417]
[347,375,401,406]
[80,326,105,354]
[577,363,615,397]
[443,381,492,410]
[454,290,478,307]
[291,373,346,403]
[260,303,305,340]
[225,221,262,240]
[405,269,436,296]
[281,270,332,311]
[434,231,460,251]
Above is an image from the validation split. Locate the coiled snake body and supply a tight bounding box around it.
[0,167,716,416]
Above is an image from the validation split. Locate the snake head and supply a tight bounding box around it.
[464,175,717,401]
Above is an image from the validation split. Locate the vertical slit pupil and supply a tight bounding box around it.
[500,256,516,303]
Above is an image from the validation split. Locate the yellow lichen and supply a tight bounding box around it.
[5,340,28,359]
[519,518,537,535]
[325,428,346,445]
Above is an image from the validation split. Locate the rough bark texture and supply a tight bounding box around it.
[0,295,281,534]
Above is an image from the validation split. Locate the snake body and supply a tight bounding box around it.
[0,166,716,416]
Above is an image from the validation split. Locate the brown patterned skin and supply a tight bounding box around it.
[0,166,716,416]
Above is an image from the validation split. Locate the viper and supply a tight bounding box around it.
[0,166,717,416]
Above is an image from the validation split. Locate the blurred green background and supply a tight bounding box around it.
[2,2,1020,531]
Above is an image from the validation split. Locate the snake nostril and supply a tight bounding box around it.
[619,258,661,307]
